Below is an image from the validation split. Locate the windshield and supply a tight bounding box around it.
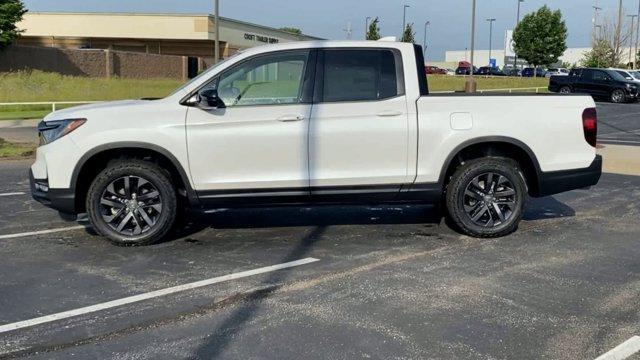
[168,53,241,96]
[632,71,640,80]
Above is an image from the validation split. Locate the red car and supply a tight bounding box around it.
[425,65,447,75]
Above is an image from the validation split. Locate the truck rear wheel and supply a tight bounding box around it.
[611,89,626,103]
[86,160,177,246]
[445,157,525,238]
[559,86,571,94]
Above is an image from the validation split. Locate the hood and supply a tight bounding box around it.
[43,99,160,122]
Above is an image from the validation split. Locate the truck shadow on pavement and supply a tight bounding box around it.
[160,197,574,243]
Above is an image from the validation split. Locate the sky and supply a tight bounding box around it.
[20,0,639,60]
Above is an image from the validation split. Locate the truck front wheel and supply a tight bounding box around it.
[86,159,177,246]
[445,157,526,238]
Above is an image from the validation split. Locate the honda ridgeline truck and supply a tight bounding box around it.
[31,41,602,245]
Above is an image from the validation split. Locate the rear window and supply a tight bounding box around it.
[321,49,404,102]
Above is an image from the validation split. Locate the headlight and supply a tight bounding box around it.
[37,118,86,146]
[626,83,637,90]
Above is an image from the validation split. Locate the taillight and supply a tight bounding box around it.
[582,108,597,147]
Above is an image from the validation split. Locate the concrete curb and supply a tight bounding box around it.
[0,119,40,129]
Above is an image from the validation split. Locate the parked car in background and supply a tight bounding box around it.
[31,41,601,245]
[545,68,569,78]
[446,68,456,76]
[522,67,547,77]
[612,69,640,84]
[548,67,639,103]
[477,66,506,76]
[425,65,447,75]
[455,66,478,75]
[502,66,520,76]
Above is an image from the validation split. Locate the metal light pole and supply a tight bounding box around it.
[214,0,220,64]
[465,0,477,93]
[629,15,638,67]
[487,18,496,66]
[423,21,430,56]
[514,0,524,71]
[402,5,410,39]
[366,16,372,39]
[636,0,640,69]
[616,0,623,63]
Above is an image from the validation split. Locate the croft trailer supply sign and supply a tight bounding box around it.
[244,33,279,44]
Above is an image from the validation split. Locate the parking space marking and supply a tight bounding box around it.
[595,336,640,360]
[0,257,320,334]
[0,192,26,197]
[0,225,88,240]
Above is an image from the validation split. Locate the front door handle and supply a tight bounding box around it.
[376,110,403,117]
[277,114,305,122]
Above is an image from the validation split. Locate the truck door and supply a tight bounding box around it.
[308,48,410,202]
[185,50,315,205]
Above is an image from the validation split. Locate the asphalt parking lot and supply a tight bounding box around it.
[1,102,640,359]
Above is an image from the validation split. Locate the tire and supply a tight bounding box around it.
[86,159,177,246]
[559,86,572,94]
[445,157,526,238]
[611,89,626,103]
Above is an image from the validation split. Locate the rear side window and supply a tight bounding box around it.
[320,49,404,102]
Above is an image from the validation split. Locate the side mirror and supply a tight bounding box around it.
[198,89,226,109]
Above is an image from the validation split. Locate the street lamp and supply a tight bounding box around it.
[214,0,220,64]
[514,0,524,71]
[628,14,638,67]
[487,18,496,66]
[366,16,372,39]
[402,5,410,39]
[465,0,477,93]
[423,21,430,57]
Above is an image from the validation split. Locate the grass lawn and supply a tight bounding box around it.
[427,75,549,92]
[0,71,550,120]
[0,138,35,158]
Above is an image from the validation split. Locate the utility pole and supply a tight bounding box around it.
[466,0,477,93]
[487,18,496,66]
[423,21,430,57]
[402,5,410,39]
[366,16,371,39]
[629,15,638,67]
[514,0,524,71]
[593,2,602,39]
[615,0,623,65]
[214,0,220,64]
[636,0,640,69]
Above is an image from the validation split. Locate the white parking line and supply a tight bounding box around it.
[595,336,640,360]
[0,192,26,197]
[0,257,320,334]
[0,225,88,240]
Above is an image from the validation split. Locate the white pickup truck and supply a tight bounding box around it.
[31,41,602,245]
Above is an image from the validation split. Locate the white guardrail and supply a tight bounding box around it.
[0,88,548,111]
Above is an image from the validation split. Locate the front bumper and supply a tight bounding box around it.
[535,155,603,197]
[30,169,77,214]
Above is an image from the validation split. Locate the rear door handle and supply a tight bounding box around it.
[277,114,305,122]
[376,110,403,117]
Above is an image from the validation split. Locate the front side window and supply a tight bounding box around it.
[206,50,309,107]
[321,49,404,102]
[593,70,612,82]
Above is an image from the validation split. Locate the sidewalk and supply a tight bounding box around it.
[597,143,640,176]
[0,119,40,129]
[0,119,40,144]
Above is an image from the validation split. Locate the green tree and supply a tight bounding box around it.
[279,27,302,36]
[366,17,380,40]
[0,0,27,50]
[580,38,615,68]
[513,5,567,69]
[401,23,415,43]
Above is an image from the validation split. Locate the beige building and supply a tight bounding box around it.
[16,12,321,65]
